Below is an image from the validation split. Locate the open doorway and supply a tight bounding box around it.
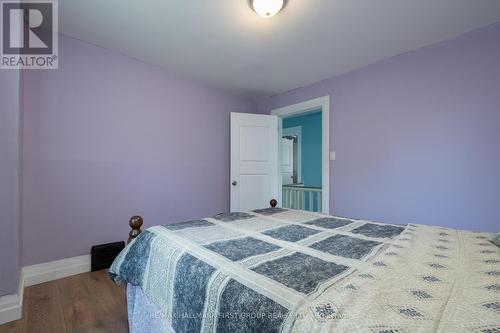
[271,96,330,214]
[280,110,322,211]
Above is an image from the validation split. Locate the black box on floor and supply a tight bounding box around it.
[91,241,125,272]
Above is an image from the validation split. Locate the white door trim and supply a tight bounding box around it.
[282,126,302,183]
[271,96,330,214]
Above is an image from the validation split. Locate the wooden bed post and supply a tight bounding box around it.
[128,215,143,244]
[270,199,277,208]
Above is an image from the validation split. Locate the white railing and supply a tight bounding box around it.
[282,185,322,212]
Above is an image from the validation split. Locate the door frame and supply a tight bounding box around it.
[270,96,330,214]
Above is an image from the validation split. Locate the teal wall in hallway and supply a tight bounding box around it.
[283,110,322,188]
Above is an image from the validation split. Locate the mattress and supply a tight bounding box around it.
[110,208,500,332]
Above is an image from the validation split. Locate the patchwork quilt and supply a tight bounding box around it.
[109,208,500,333]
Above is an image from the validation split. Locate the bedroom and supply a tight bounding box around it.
[0,0,499,332]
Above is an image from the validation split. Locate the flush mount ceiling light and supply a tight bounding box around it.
[251,0,285,18]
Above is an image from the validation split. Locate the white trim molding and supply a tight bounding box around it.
[0,294,22,325]
[271,96,331,214]
[23,254,90,287]
[0,255,91,325]
[0,272,23,325]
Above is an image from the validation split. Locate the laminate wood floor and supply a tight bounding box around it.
[0,270,128,333]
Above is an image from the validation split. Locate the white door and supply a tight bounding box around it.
[280,138,294,185]
[231,113,278,212]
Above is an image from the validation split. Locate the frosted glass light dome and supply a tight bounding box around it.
[252,0,284,18]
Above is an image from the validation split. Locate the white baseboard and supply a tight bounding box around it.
[0,269,24,325]
[23,255,91,287]
[0,294,22,325]
[0,255,91,325]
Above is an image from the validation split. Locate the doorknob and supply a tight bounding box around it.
[232,181,237,186]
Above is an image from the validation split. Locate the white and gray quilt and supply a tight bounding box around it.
[109,208,500,333]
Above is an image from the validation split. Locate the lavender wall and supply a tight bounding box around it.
[260,23,500,232]
[0,70,22,296]
[22,35,257,266]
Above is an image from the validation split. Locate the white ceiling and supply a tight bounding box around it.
[59,0,500,99]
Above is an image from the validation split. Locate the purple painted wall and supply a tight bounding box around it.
[0,70,22,296]
[260,23,500,232]
[22,35,257,266]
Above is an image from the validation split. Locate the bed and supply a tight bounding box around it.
[109,207,500,333]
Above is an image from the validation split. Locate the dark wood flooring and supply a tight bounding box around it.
[0,270,128,333]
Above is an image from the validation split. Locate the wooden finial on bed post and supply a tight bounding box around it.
[128,215,143,244]
[270,199,277,208]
